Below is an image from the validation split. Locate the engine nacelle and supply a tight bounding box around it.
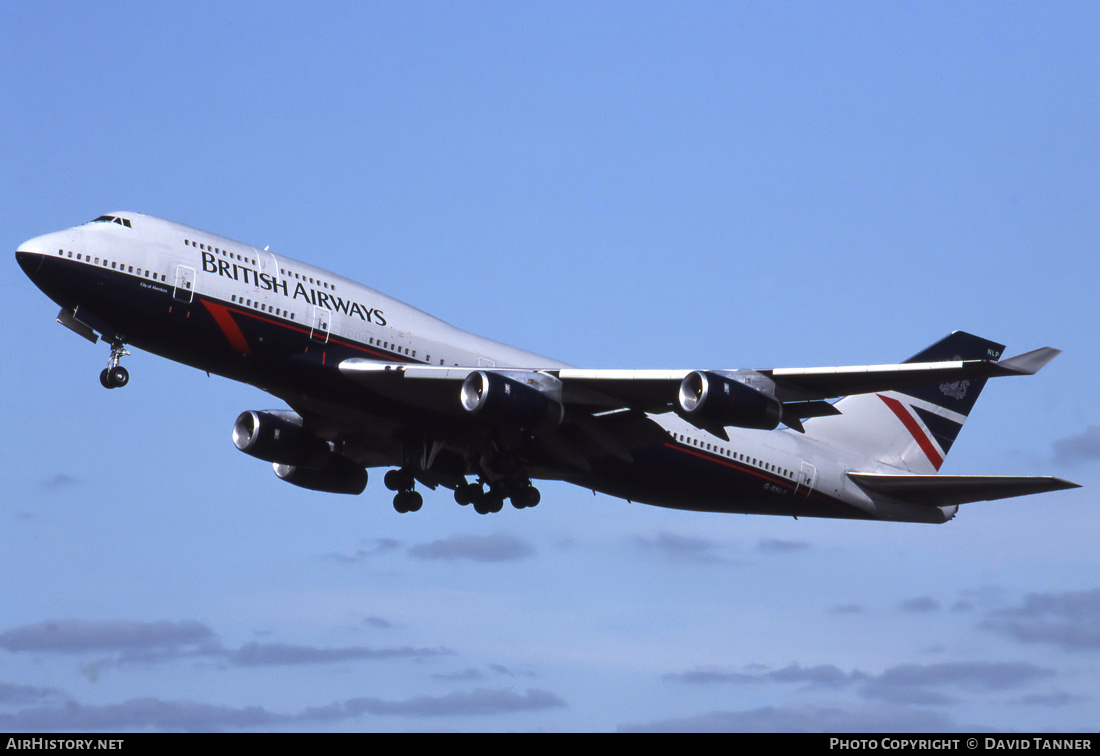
[273,459,368,495]
[677,371,782,431]
[232,410,330,467]
[459,370,564,432]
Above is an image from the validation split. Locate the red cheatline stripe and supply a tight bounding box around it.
[201,300,251,355]
[879,394,943,470]
[664,442,797,492]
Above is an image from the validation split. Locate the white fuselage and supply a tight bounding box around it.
[17,212,979,523]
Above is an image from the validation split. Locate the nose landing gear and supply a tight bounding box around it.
[99,340,130,389]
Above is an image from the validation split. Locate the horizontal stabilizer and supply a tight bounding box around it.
[848,472,1080,507]
[995,346,1062,375]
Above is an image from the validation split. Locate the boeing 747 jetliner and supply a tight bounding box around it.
[16,213,1078,521]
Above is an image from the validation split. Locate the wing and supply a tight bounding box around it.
[337,345,1061,435]
[553,346,1060,406]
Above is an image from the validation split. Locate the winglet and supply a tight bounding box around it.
[995,347,1062,376]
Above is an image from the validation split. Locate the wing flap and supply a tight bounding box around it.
[848,472,1080,507]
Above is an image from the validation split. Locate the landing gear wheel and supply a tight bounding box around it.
[454,482,479,506]
[384,469,414,492]
[100,366,129,389]
[393,490,423,514]
[478,486,505,514]
[101,340,131,389]
[473,494,498,515]
[108,365,129,388]
[387,467,422,513]
[511,485,540,509]
[471,484,504,515]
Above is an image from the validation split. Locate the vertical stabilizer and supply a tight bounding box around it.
[804,332,1006,474]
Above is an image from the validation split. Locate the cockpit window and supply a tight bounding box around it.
[91,215,133,228]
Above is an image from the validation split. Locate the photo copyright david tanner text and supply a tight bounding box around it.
[830,739,1093,751]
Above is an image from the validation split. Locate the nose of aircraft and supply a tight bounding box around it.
[16,229,80,282]
[16,235,49,278]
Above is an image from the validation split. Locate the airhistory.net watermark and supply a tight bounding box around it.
[6,740,123,751]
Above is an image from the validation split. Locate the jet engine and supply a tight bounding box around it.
[677,371,783,431]
[459,371,564,432]
[232,410,332,467]
[234,410,368,495]
[273,459,368,495]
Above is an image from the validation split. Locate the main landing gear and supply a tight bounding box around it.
[383,469,541,515]
[384,469,423,513]
[382,441,541,515]
[454,478,541,515]
[99,340,130,389]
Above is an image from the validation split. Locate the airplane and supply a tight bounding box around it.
[16,212,1079,523]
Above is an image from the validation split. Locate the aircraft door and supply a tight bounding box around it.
[310,306,331,344]
[259,249,279,281]
[173,265,196,303]
[795,462,817,499]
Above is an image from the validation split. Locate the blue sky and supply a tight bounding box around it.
[3,1,1099,732]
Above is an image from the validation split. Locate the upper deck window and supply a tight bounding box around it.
[91,215,132,228]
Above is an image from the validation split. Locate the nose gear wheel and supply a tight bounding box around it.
[100,340,130,389]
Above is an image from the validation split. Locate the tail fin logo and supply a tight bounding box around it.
[939,380,970,400]
[938,355,969,400]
